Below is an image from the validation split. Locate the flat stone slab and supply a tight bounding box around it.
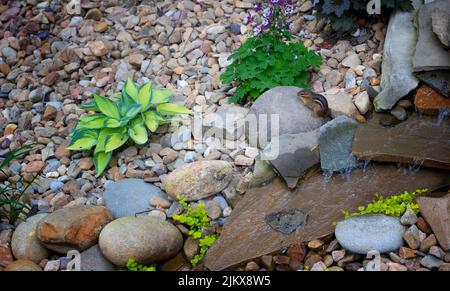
[413,0,450,72]
[373,5,420,111]
[261,130,320,189]
[204,165,450,270]
[352,114,450,170]
[431,9,450,48]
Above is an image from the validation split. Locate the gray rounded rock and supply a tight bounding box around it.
[103,178,170,218]
[335,214,405,254]
[98,216,183,267]
[246,86,329,148]
[11,213,49,263]
[80,244,115,271]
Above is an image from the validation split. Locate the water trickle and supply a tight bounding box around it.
[409,157,425,172]
[436,109,449,125]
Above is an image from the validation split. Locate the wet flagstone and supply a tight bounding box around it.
[204,164,450,270]
[352,113,450,170]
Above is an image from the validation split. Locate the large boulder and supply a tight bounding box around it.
[431,9,450,49]
[36,206,113,254]
[319,116,359,172]
[245,86,329,149]
[261,130,320,189]
[374,2,420,111]
[413,0,450,71]
[98,216,183,267]
[11,213,49,263]
[335,214,405,254]
[162,160,234,201]
[417,194,450,251]
[197,104,249,142]
[103,178,170,218]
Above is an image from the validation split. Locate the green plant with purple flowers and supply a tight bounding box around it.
[221,0,322,104]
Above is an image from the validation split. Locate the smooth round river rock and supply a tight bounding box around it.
[103,178,170,218]
[335,214,405,254]
[11,213,49,263]
[36,206,113,254]
[162,160,233,201]
[98,216,183,267]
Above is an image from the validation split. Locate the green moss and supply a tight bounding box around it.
[172,196,218,266]
[126,258,157,271]
[341,188,428,218]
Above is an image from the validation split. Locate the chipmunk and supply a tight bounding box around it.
[297,89,330,118]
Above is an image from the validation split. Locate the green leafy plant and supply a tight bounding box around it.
[220,0,322,104]
[126,258,157,271]
[67,78,192,176]
[342,188,427,219]
[0,144,39,224]
[172,196,218,266]
[314,0,414,34]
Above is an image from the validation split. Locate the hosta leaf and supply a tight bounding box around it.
[77,114,108,129]
[156,103,192,116]
[137,81,152,111]
[67,129,99,150]
[93,151,112,177]
[94,94,121,119]
[121,90,136,106]
[143,111,164,132]
[128,118,148,145]
[123,104,142,120]
[79,100,100,112]
[104,131,129,153]
[151,88,172,104]
[104,118,123,128]
[124,78,138,101]
[97,127,129,153]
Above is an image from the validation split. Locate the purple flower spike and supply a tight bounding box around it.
[254,2,262,11]
[243,12,253,25]
[283,4,294,15]
[262,7,272,17]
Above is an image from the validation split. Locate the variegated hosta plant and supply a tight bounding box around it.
[67,78,192,176]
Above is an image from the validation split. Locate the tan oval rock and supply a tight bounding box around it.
[5,260,42,271]
[99,216,183,267]
[12,213,49,263]
[162,160,233,201]
[36,206,113,254]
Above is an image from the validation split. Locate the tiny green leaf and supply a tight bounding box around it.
[156,103,192,116]
[93,151,112,177]
[94,94,121,119]
[67,130,99,150]
[124,78,138,101]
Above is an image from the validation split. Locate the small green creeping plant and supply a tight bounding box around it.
[173,196,218,266]
[67,78,192,176]
[342,188,428,219]
[126,258,156,271]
